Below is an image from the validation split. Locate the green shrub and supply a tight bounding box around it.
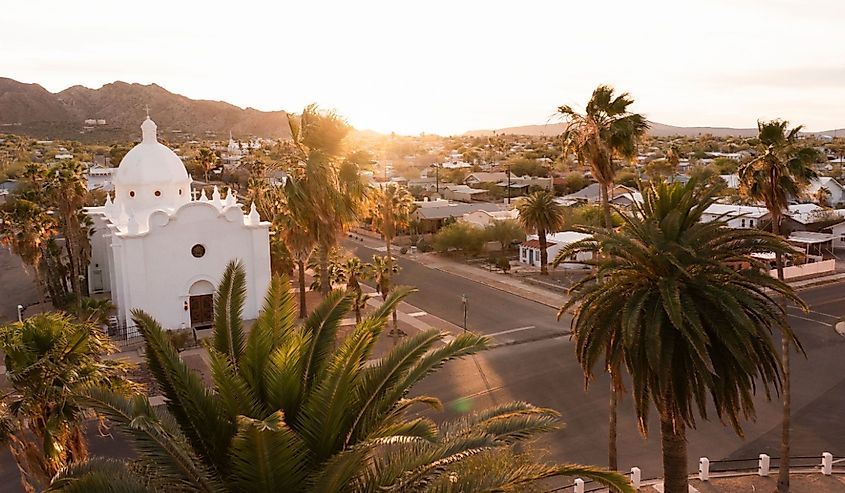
[433,222,485,256]
[416,237,433,253]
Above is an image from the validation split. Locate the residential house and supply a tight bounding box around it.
[825,220,845,249]
[461,209,519,229]
[719,174,740,189]
[561,183,637,204]
[701,203,769,229]
[519,231,593,269]
[86,165,116,191]
[464,172,508,186]
[805,177,845,207]
[442,184,489,203]
[410,199,504,233]
[776,203,845,233]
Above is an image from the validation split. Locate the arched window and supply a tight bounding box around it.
[154,190,161,197]
[129,190,135,198]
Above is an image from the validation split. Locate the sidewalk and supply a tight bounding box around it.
[412,252,566,309]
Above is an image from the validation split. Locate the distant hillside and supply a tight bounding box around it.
[465,121,761,138]
[0,78,291,142]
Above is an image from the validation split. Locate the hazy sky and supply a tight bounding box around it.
[3,0,844,135]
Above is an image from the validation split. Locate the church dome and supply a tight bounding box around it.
[113,117,190,186]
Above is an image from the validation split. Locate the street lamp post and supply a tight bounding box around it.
[461,294,468,333]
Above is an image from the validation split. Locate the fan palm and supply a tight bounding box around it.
[371,254,401,334]
[287,105,366,296]
[0,197,56,302]
[371,183,415,259]
[553,179,806,493]
[558,85,649,229]
[196,148,217,183]
[516,190,565,275]
[558,85,648,469]
[50,261,632,493]
[0,313,137,493]
[255,184,315,317]
[337,257,373,323]
[43,160,90,307]
[738,119,820,492]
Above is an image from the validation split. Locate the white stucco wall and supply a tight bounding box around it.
[110,202,270,331]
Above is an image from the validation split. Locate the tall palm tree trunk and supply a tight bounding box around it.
[608,375,618,470]
[774,216,792,492]
[600,182,612,230]
[538,228,548,275]
[660,409,688,493]
[297,258,307,318]
[602,181,618,471]
[319,246,330,296]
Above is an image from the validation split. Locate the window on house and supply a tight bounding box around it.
[741,219,746,228]
[749,219,754,227]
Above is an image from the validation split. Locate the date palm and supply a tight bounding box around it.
[0,313,136,493]
[554,179,806,493]
[50,262,633,493]
[738,119,819,492]
[558,85,649,229]
[516,190,565,275]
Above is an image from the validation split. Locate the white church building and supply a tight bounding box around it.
[86,117,271,332]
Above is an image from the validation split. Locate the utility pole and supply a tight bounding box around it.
[461,294,468,332]
[506,166,511,205]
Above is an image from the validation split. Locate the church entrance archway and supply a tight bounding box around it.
[188,280,214,330]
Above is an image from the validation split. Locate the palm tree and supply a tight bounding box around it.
[371,183,415,259]
[287,105,366,297]
[50,262,633,493]
[337,257,372,323]
[738,119,820,493]
[516,190,565,275]
[558,85,648,470]
[44,160,90,307]
[371,254,401,335]
[196,147,218,182]
[814,186,831,207]
[0,313,137,493]
[554,179,806,493]
[0,198,55,302]
[558,84,649,229]
[256,184,315,317]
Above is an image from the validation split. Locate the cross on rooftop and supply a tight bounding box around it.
[144,104,150,118]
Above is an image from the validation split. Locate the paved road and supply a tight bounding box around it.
[345,241,569,344]
[0,248,40,323]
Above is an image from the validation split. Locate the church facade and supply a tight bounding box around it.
[86,117,271,332]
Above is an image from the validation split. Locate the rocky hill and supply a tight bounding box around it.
[0,78,291,142]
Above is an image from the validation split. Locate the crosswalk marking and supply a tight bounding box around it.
[486,326,536,338]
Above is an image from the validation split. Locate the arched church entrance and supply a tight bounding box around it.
[188,280,214,330]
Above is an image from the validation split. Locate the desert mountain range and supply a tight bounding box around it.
[0,78,291,142]
[464,121,845,139]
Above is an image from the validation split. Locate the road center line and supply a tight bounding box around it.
[486,326,536,338]
[407,311,427,317]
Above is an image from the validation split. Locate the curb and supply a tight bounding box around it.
[424,261,563,310]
